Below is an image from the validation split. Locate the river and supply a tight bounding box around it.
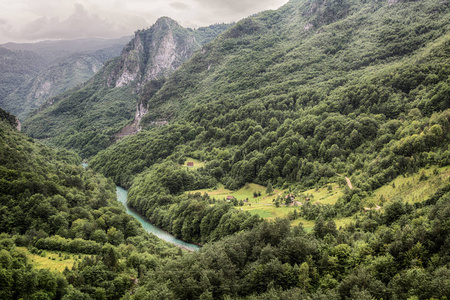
[116,186,200,252]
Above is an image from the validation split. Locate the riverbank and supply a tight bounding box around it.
[116,186,200,252]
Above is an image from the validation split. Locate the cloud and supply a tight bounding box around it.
[192,0,286,14]
[180,0,287,28]
[169,2,190,10]
[15,3,140,41]
[0,0,289,43]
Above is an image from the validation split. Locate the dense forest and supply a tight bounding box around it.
[89,0,450,238]
[1,0,450,299]
[91,0,450,188]
[0,108,179,299]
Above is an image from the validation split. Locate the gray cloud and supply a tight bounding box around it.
[169,2,190,10]
[16,3,142,41]
[0,0,288,43]
[192,0,285,14]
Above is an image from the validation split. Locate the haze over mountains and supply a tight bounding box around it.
[0,36,130,119]
[1,0,450,299]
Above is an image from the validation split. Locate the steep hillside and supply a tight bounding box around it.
[139,0,450,123]
[0,47,46,113]
[3,0,450,298]
[0,107,178,299]
[0,38,128,119]
[91,0,450,187]
[4,54,104,120]
[22,18,231,157]
[108,17,199,88]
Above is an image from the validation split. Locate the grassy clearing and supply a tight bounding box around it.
[186,182,348,230]
[335,217,355,229]
[182,157,205,170]
[186,167,448,232]
[18,247,84,273]
[186,182,281,202]
[299,183,343,205]
[364,166,450,208]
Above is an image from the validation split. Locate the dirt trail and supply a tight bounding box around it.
[345,177,353,189]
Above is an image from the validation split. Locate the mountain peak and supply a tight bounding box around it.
[154,16,180,27]
[107,17,198,88]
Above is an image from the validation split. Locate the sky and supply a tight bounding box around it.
[0,0,288,44]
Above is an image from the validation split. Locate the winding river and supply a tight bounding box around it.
[116,186,200,252]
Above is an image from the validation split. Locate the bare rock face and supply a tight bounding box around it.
[108,17,200,89]
[115,100,149,139]
[112,34,144,87]
[15,117,21,131]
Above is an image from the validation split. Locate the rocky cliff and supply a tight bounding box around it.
[108,17,201,89]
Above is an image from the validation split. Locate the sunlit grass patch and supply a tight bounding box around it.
[18,247,85,273]
[300,183,343,205]
[365,166,450,208]
[182,157,205,170]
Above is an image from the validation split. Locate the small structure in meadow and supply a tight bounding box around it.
[363,205,382,212]
[187,162,194,167]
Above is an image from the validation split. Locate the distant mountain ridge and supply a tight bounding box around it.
[1,36,131,64]
[0,37,130,119]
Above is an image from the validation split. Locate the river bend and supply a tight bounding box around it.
[116,186,200,251]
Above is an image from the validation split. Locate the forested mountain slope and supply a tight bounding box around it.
[91,0,450,189]
[0,47,46,113]
[4,52,109,120]
[22,19,231,157]
[0,108,178,299]
[3,0,450,298]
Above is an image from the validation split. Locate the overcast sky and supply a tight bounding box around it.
[0,0,288,44]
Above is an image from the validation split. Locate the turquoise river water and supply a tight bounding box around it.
[116,186,200,252]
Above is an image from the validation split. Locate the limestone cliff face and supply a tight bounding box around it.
[108,17,200,89]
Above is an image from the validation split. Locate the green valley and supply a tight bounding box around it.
[1,0,450,299]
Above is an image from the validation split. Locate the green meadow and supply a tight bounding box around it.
[18,247,83,273]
